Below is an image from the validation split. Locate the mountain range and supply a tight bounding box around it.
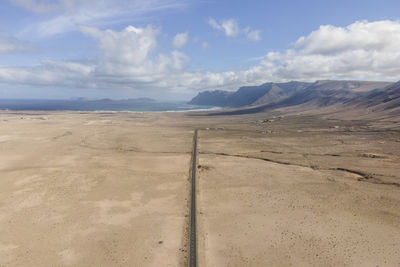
[189,80,400,117]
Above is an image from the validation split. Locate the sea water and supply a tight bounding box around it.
[0,99,216,112]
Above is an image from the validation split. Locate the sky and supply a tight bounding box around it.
[0,0,400,100]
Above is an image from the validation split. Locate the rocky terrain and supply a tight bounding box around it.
[190,80,399,117]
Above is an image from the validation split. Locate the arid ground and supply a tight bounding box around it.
[0,111,399,266]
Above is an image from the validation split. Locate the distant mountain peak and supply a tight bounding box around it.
[189,80,396,116]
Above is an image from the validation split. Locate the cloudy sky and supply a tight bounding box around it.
[1,0,400,100]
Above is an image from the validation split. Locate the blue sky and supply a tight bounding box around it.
[1,0,400,100]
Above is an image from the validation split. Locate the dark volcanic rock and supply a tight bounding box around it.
[188,90,232,106]
[190,80,391,109]
[190,80,398,116]
[190,82,311,107]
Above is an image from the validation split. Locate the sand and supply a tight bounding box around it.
[0,112,192,266]
[0,111,399,266]
[197,128,400,266]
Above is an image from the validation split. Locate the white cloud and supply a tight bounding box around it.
[172,32,188,48]
[0,60,94,87]
[81,25,158,66]
[221,19,239,37]
[81,25,190,79]
[1,20,400,97]
[258,20,400,81]
[208,18,261,41]
[8,0,60,13]
[202,41,210,49]
[16,0,188,38]
[0,36,36,54]
[0,25,190,90]
[208,18,239,37]
[207,18,220,31]
[295,20,400,55]
[0,25,246,92]
[246,29,261,41]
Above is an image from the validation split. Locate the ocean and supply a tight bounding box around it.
[0,99,216,112]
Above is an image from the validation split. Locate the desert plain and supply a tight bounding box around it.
[0,110,399,266]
